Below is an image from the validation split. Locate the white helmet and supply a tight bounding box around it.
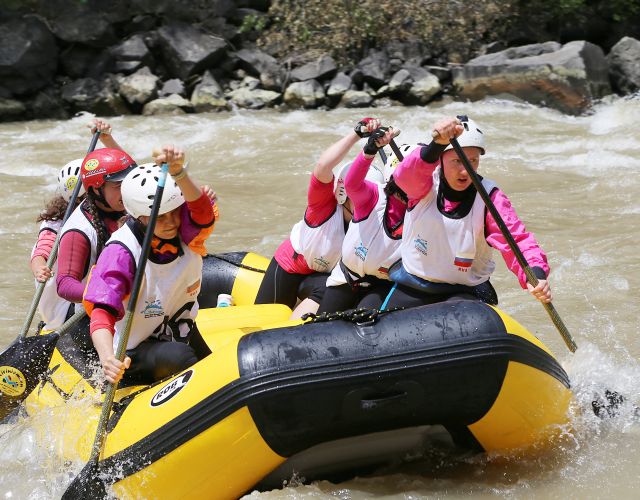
[383,144,420,182]
[57,159,85,201]
[443,115,485,155]
[121,163,185,218]
[333,162,385,205]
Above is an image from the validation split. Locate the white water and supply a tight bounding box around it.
[1,95,639,498]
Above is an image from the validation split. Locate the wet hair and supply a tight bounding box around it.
[384,176,408,204]
[36,195,69,223]
[84,189,110,256]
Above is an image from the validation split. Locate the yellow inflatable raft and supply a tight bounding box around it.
[18,252,571,499]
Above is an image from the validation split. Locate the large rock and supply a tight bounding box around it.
[607,37,640,94]
[61,76,130,116]
[26,89,69,120]
[117,67,159,108]
[283,80,326,108]
[338,90,373,108]
[0,16,58,96]
[290,55,337,82]
[59,46,113,79]
[48,11,116,47]
[111,34,155,75]
[191,70,229,111]
[226,87,280,109]
[156,22,227,80]
[453,41,611,115]
[142,94,193,115]
[356,50,391,89]
[408,73,441,105]
[234,48,284,91]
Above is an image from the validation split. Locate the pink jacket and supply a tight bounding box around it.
[394,146,549,288]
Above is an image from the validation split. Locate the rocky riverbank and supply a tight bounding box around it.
[1,0,639,122]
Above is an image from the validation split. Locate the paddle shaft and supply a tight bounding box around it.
[87,163,169,464]
[448,137,577,352]
[19,131,101,339]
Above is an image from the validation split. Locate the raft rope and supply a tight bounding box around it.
[302,306,404,325]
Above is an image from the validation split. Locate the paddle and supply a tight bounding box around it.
[0,132,100,419]
[445,135,578,352]
[18,131,100,340]
[62,162,169,499]
[0,308,87,420]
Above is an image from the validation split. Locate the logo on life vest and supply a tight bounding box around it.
[414,235,428,256]
[355,241,368,261]
[84,159,99,170]
[150,369,193,407]
[186,279,201,297]
[313,256,330,271]
[0,366,27,397]
[141,299,164,318]
[454,256,473,271]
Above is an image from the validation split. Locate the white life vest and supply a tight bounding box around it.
[31,220,70,330]
[289,205,345,273]
[401,167,497,286]
[333,184,402,284]
[109,222,203,351]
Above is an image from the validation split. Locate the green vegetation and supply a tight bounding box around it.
[257,0,640,65]
[258,0,516,64]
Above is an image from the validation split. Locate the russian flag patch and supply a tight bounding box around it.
[454,256,473,268]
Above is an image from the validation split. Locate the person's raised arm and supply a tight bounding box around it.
[394,117,464,203]
[312,118,380,184]
[153,145,202,202]
[88,118,125,151]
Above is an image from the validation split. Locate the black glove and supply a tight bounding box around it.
[363,127,388,155]
[354,117,375,138]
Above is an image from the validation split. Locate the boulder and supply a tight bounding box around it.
[26,89,69,120]
[226,87,280,109]
[356,51,391,89]
[283,80,326,108]
[0,16,58,96]
[338,90,373,108]
[111,34,155,75]
[59,46,113,79]
[327,72,352,101]
[156,22,227,80]
[290,55,338,82]
[117,67,159,107]
[190,71,228,112]
[452,41,611,115]
[61,76,130,116]
[607,37,640,94]
[235,48,284,91]
[48,11,116,47]
[159,78,186,97]
[142,94,194,115]
[408,73,441,105]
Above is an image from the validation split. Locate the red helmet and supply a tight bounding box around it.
[81,148,137,190]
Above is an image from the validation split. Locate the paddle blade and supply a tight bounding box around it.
[62,461,108,500]
[0,333,59,419]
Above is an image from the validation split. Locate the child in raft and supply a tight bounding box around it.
[84,146,215,385]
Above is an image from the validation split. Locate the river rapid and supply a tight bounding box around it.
[1,96,639,499]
